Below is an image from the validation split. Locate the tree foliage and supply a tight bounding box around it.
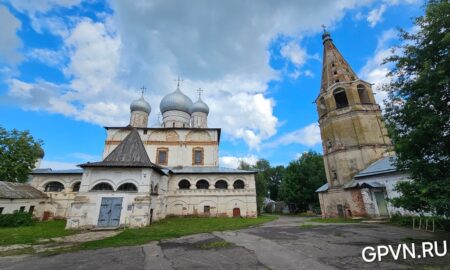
[280,151,326,212]
[0,126,43,183]
[267,165,285,201]
[383,0,450,216]
[238,159,270,214]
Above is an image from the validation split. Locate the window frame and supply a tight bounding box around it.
[117,183,138,192]
[178,179,191,190]
[233,180,245,189]
[196,179,209,189]
[156,147,169,166]
[333,88,349,109]
[91,182,114,191]
[192,147,204,165]
[44,181,65,192]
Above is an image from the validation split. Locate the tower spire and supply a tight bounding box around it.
[320,30,358,92]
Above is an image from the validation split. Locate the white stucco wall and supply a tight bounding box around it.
[66,167,168,229]
[0,198,47,219]
[29,174,82,218]
[166,173,257,217]
[356,172,417,217]
[103,128,219,167]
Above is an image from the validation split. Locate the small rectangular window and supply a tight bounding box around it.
[194,149,203,165]
[19,206,25,212]
[157,149,168,165]
[29,206,35,214]
[204,205,210,214]
[143,130,148,134]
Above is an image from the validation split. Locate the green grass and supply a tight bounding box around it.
[79,216,276,250]
[0,220,77,246]
[198,240,231,249]
[0,247,35,257]
[299,224,316,229]
[308,217,362,223]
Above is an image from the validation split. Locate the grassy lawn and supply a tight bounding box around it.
[299,224,316,229]
[0,220,77,246]
[80,215,276,250]
[308,217,362,223]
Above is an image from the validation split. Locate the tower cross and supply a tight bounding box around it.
[140,85,147,96]
[321,24,327,33]
[174,76,184,88]
[197,88,204,99]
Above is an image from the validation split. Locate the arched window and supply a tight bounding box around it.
[44,182,64,192]
[72,182,81,192]
[178,179,191,189]
[215,180,228,189]
[91,182,114,191]
[117,183,138,192]
[333,88,348,109]
[318,97,327,115]
[357,84,371,104]
[196,179,209,189]
[152,184,159,195]
[233,180,245,189]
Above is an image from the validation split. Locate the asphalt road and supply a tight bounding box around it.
[0,216,449,270]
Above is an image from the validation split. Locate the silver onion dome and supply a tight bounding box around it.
[160,87,193,114]
[130,96,151,114]
[191,97,209,114]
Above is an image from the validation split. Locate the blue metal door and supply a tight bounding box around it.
[98,197,123,227]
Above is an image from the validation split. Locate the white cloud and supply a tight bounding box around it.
[28,48,64,66]
[367,4,387,27]
[8,0,82,14]
[0,6,22,65]
[281,41,308,67]
[219,155,258,169]
[6,0,379,149]
[264,123,321,148]
[366,0,420,28]
[359,29,397,106]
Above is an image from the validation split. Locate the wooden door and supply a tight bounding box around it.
[374,192,389,216]
[233,207,241,217]
[98,197,123,227]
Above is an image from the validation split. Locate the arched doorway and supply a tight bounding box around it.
[233,208,241,217]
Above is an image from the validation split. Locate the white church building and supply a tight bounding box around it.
[30,85,257,229]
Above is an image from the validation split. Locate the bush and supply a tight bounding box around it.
[0,211,35,227]
[390,214,450,231]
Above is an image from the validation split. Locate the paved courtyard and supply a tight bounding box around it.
[0,216,448,270]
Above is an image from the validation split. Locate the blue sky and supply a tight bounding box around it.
[0,0,423,169]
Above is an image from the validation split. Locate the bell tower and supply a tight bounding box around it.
[316,30,391,217]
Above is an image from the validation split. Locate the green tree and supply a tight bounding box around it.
[280,151,326,212]
[267,165,284,201]
[383,0,450,216]
[238,159,270,214]
[0,126,43,183]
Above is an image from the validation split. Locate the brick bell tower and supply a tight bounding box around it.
[316,30,391,217]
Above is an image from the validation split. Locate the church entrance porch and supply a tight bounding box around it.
[97,197,123,227]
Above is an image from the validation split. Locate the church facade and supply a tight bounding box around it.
[30,85,257,229]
